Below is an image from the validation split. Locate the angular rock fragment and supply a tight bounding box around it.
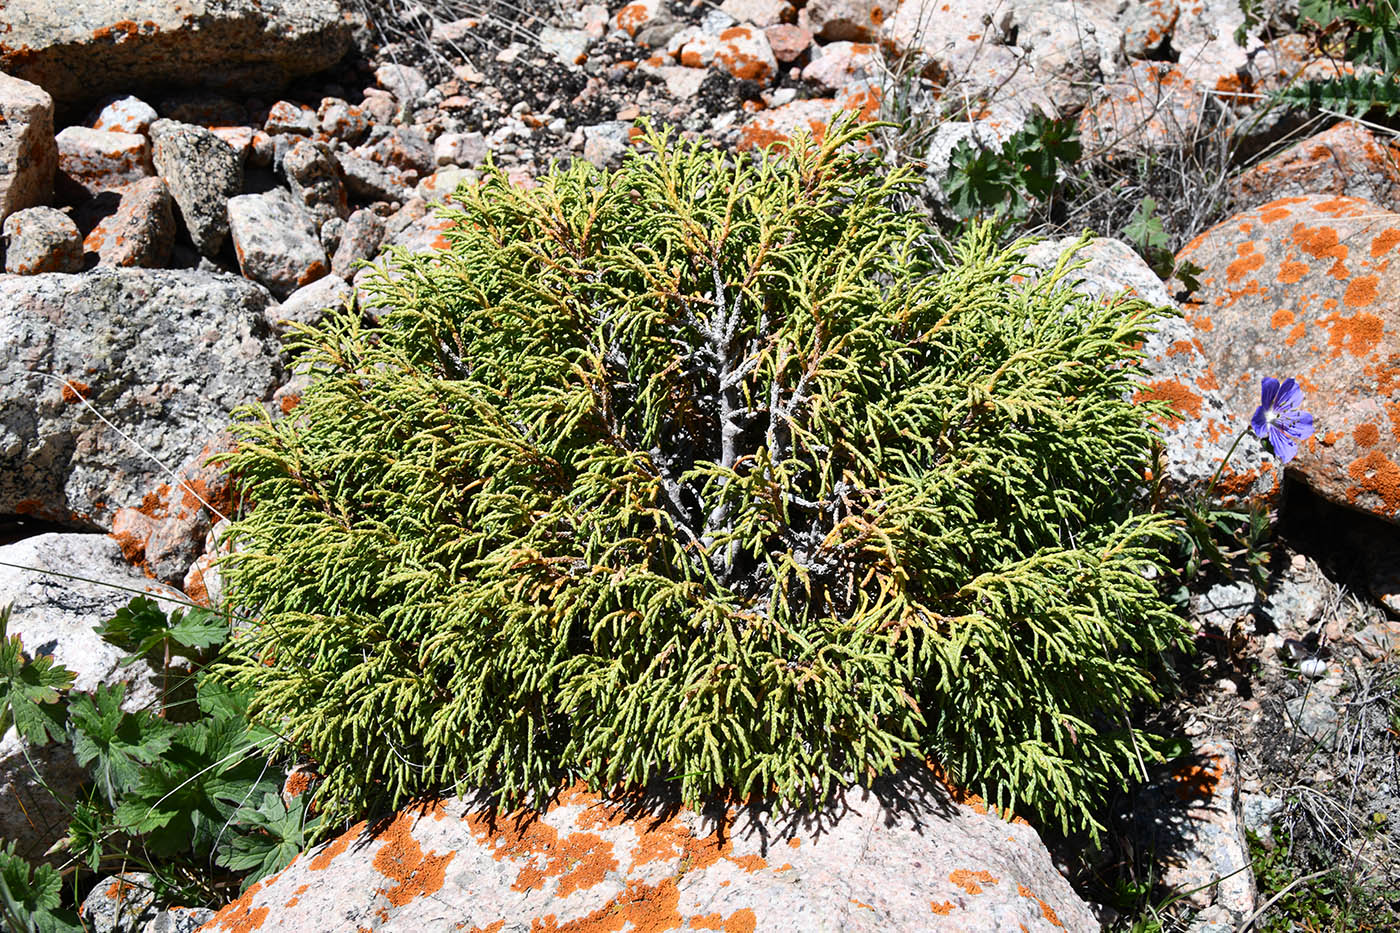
[227,188,329,299]
[55,126,152,198]
[0,73,57,222]
[149,119,244,257]
[2,206,83,274]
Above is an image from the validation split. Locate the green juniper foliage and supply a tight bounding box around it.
[215,116,1187,833]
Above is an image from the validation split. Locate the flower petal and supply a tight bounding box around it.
[1270,424,1299,463]
[1275,377,1303,412]
[1259,376,1281,410]
[1251,404,1269,438]
[1289,410,1315,442]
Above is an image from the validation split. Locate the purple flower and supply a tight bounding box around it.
[1251,377,1315,464]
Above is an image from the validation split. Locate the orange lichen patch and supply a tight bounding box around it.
[204,879,270,932]
[949,869,999,895]
[1170,755,1223,801]
[787,837,801,848]
[1355,423,1381,447]
[1372,227,1400,258]
[725,853,767,873]
[1278,259,1309,284]
[1270,309,1295,329]
[1348,449,1400,512]
[1017,885,1063,927]
[60,379,91,403]
[1226,242,1265,283]
[1257,198,1307,223]
[530,876,683,933]
[371,808,457,908]
[1320,311,1384,359]
[516,831,617,897]
[1166,339,1198,356]
[615,3,649,35]
[716,28,773,82]
[1287,322,1307,346]
[1344,274,1379,307]
[1292,221,1350,278]
[468,924,506,933]
[849,897,876,910]
[1135,379,1203,426]
[307,821,366,871]
[930,900,957,914]
[279,394,301,413]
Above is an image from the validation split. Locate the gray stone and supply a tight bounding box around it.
[0,73,56,223]
[142,906,217,933]
[339,153,410,202]
[582,121,633,169]
[354,125,435,179]
[539,26,593,66]
[149,119,244,258]
[2,207,83,275]
[433,131,488,168]
[331,208,386,279]
[0,269,283,527]
[0,0,353,107]
[1285,693,1339,748]
[270,273,354,332]
[198,765,1097,931]
[228,188,329,300]
[1190,581,1256,633]
[79,873,159,933]
[375,62,430,107]
[282,139,347,231]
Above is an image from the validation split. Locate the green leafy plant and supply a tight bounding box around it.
[0,605,75,746]
[215,116,1188,836]
[942,114,1082,222]
[0,596,312,924]
[1272,0,1400,120]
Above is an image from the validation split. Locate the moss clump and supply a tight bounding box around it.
[217,117,1186,833]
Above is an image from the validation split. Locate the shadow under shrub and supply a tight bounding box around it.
[214,116,1188,835]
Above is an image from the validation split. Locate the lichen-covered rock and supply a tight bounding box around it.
[736,96,837,151]
[262,99,318,137]
[1233,122,1400,216]
[0,534,176,861]
[81,176,176,268]
[55,126,152,198]
[0,0,353,107]
[675,23,778,83]
[0,72,57,223]
[1077,61,1207,157]
[2,206,83,274]
[1020,235,1275,505]
[317,96,372,144]
[0,269,282,527]
[201,768,1096,932]
[78,872,158,933]
[801,39,881,93]
[227,188,329,299]
[91,94,158,135]
[1170,195,1400,522]
[282,139,347,230]
[1132,741,1255,927]
[149,119,244,257]
[109,435,234,586]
